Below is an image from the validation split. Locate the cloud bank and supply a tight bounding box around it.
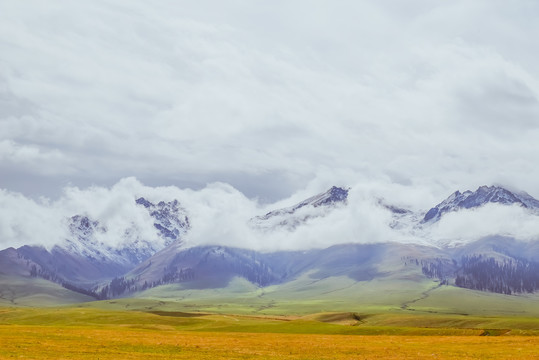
[0,178,538,252]
[1,1,539,202]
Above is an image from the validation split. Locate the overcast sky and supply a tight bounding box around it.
[2,0,539,205]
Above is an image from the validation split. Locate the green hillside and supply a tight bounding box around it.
[0,275,94,307]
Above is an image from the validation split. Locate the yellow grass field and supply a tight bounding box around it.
[1,307,539,359]
[1,325,539,359]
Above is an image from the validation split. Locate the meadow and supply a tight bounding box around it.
[2,275,539,358]
[1,305,539,359]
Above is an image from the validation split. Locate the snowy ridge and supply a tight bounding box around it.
[423,186,539,223]
[60,215,111,262]
[135,197,190,242]
[250,186,348,231]
[59,198,190,265]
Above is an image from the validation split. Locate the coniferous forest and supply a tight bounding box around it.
[455,255,539,295]
[419,255,539,295]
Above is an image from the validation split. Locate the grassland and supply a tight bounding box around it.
[2,325,539,359]
[0,275,94,307]
[107,275,539,317]
[2,275,539,358]
[1,306,539,359]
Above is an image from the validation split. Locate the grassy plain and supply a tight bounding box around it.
[2,275,539,358]
[0,275,93,307]
[106,275,539,317]
[2,325,539,359]
[1,306,539,359]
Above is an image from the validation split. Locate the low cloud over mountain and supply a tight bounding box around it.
[1,178,539,254]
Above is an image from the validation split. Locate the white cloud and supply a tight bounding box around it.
[1,0,539,203]
[0,179,390,251]
[1,178,539,252]
[0,189,66,248]
[0,139,69,175]
[425,204,539,247]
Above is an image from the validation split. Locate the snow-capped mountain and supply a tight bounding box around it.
[10,197,190,288]
[135,197,190,242]
[61,215,112,262]
[60,198,190,265]
[250,186,348,230]
[374,199,422,231]
[3,183,539,301]
[423,185,539,223]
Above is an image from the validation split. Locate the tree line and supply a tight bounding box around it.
[455,255,539,295]
[416,255,539,295]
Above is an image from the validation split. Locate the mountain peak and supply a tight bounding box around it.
[423,185,539,222]
[68,215,104,241]
[321,186,349,204]
[135,197,152,208]
[251,186,349,230]
[135,197,190,241]
[261,186,348,218]
[298,186,349,209]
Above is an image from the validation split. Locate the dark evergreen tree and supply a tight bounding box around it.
[455,255,539,295]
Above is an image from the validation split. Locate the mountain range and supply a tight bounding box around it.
[1,184,539,305]
[423,185,539,222]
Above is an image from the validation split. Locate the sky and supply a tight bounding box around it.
[1,1,539,249]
